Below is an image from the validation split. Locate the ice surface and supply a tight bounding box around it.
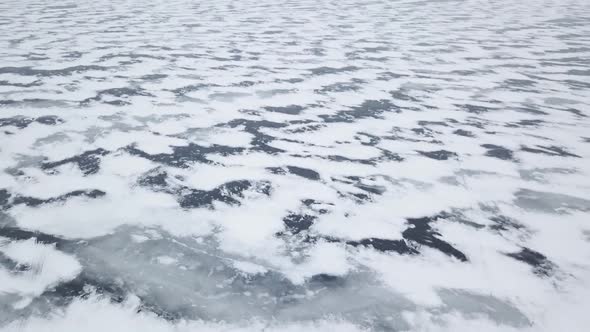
[1,0,590,331]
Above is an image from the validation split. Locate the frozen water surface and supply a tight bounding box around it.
[1,0,590,331]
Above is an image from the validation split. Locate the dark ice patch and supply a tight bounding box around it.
[96,87,152,98]
[266,167,287,175]
[503,79,537,88]
[411,127,436,138]
[309,66,359,75]
[567,69,590,76]
[458,104,496,114]
[453,129,475,137]
[285,123,326,133]
[354,132,381,146]
[308,274,345,287]
[98,52,165,62]
[324,148,403,165]
[233,80,258,87]
[324,154,370,165]
[513,106,548,115]
[286,166,320,181]
[170,83,218,96]
[563,79,590,90]
[418,150,458,160]
[506,119,544,128]
[561,108,586,117]
[0,79,42,88]
[283,213,316,234]
[377,72,409,81]
[300,199,334,215]
[35,115,64,125]
[319,99,399,123]
[314,82,362,93]
[346,238,418,255]
[0,189,11,209]
[0,98,72,108]
[506,248,554,276]
[138,169,272,208]
[489,215,525,231]
[521,145,580,158]
[0,252,27,272]
[332,176,386,195]
[0,226,68,249]
[417,121,448,127]
[11,189,106,208]
[138,168,170,191]
[354,183,386,195]
[274,78,305,84]
[390,90,420,102]
[0,100,18,106]
[46,4,78,9]
[516,119,545,127]
[264,105,305,115]
[126,143,244,168]
[220,119,288,154]
[403,214,468,262]
[82,87,153,105]
[1,188,105,210]
[62,51,84,59]
[347,192,372,202]
[382,127,442,145]
[461,118,487,129]
[481,144,514,160]
[0,115,64,129]
[179,180,271,209]
[42,148,109,175]
[140,74,168,81]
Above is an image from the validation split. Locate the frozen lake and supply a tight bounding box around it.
[1,0,590,331]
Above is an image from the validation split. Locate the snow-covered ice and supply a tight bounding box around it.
[1,0,590,331]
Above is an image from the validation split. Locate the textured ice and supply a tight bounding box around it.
[1,0,590,331]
